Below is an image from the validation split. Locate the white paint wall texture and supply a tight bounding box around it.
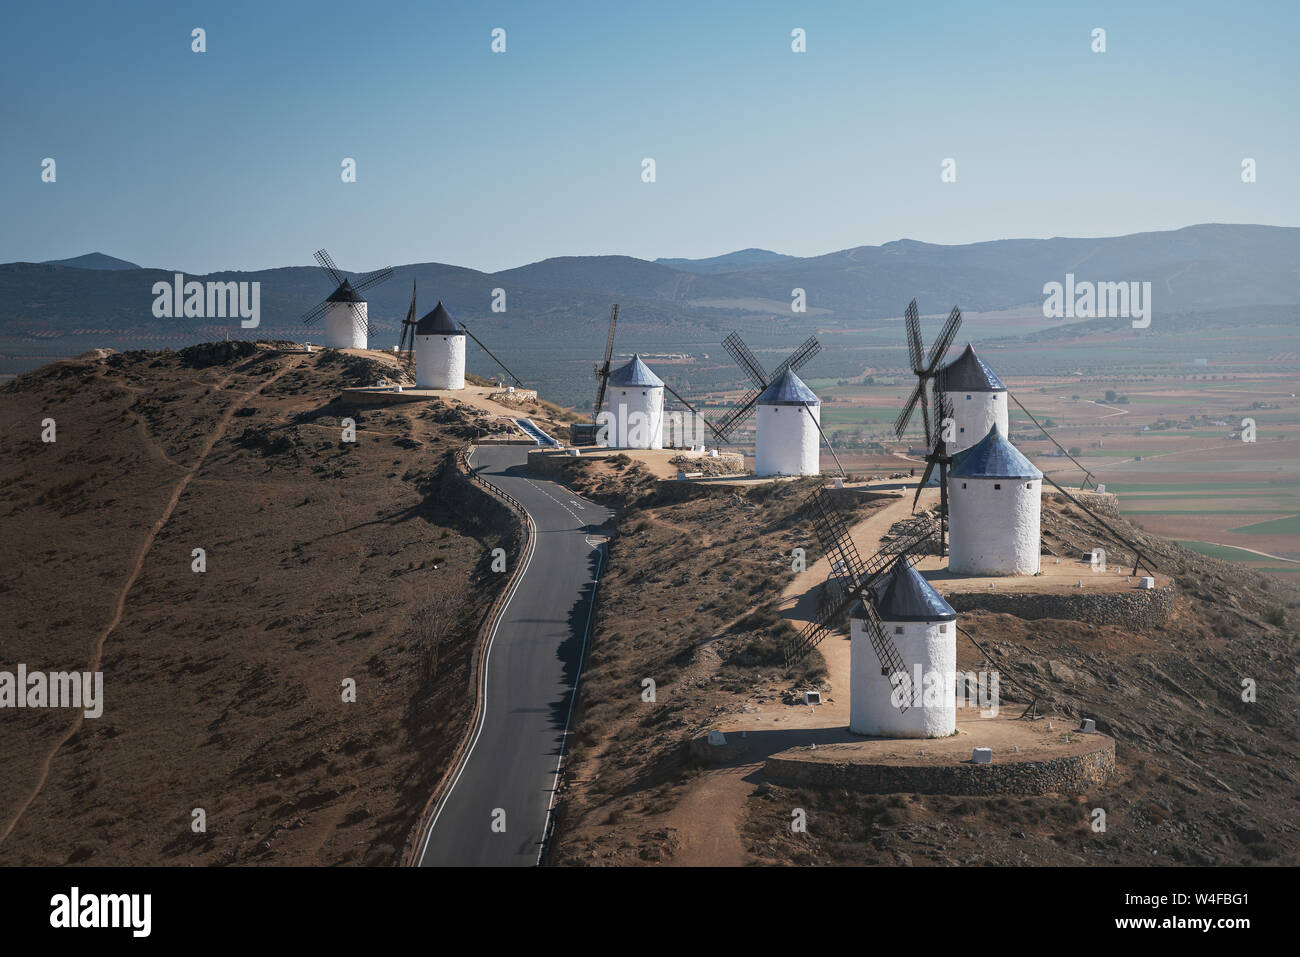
[850,615,957,738]
[754,402,820,476]
[603,387,665,449]
[948,476,1042,575]
[944,389,1008,455]
[324,301,367,350]
[416,333,465,390]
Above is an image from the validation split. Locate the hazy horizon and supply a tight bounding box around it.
[16,220,1297,277]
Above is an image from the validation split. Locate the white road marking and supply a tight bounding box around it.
[537,542,606,865]
[419,452,538,864]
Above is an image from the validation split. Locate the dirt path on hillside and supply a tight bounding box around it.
[661,768,755,867]
[0,356,303,845]
[658,487,927,866]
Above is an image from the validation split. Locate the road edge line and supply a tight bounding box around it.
[403,444,537,866]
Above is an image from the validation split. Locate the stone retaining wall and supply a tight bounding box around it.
[945,583,1175,627]
[1045,489,1121,517]
[764,742,1114,795]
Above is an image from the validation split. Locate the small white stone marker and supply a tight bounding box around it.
[707,730,727,746]
[972,748,993,764]
[833,477,844,489]
[1012,745,1019,753]
[1064,733,1071,743]
[1079,718,1096,734]
[1047,722,1054,731]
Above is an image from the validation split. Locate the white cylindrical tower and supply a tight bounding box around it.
[754,370,820,477]
[948,424,1042,575]
[415,301,466,390]
[323,279,368,350]
[850,559,958,738]
[600,355,664,449]
[940,343,1008,455]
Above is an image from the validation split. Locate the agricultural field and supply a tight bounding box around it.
[790,318,1300,569]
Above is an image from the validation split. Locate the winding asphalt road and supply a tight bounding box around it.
[419,444,612,866]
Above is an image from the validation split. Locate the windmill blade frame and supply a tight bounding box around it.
[353,265,395,294]
[894,380,925,438]
[461,322,524,387]
[714,332,823,442]
[905,299,923,372]
[592,304,619,420]
[780,486,932,710]
[925,306,963,373]
[722,331,769,388]
[770,335,822,380]
[396,279,418,381]
[314,248,345,285]
[348,301,373,337]
[300,298,330,327]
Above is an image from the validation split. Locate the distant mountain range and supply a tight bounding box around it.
[6,224,1300,340]
[654,248,798,273]
[41,252,141,271]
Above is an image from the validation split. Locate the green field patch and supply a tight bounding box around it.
[1120,509,1285,515]
[1227,515,1300,535]
[1177,540,1273,562]
[1107,482,1299,492]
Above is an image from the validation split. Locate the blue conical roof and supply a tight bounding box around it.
[609,354,663,387]
[950,424,1041,479]
[871,557,956,622]
[941,343,1005,392]
[758,369,819,406]
[416,301,464,335]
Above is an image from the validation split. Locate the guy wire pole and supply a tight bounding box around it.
[802,402,846,478]
[1040,472,1155,576]
[1008,390,1096,488]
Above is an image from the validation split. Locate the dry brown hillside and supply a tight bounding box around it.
[0,342,519,865]
[549,475,1300,867]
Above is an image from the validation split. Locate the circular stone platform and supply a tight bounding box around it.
[762,714,1114,795]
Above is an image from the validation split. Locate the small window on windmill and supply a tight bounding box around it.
[960,427,965,433]
[894,626,904,635]
[1026,482,1033,489]
[641,390,646,395]
[961,482,967,489]
[994,483,1002,490]
[966,394,972,400]
[880,667,890,676]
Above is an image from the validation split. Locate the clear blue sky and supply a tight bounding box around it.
[2,0,1296,273]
